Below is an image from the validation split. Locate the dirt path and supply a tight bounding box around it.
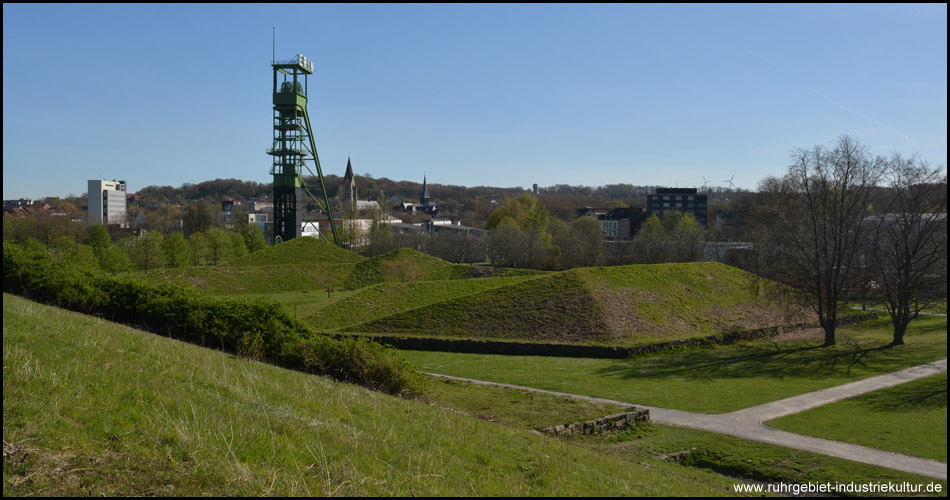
[427,358,948,481]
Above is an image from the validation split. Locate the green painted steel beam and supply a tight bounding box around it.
[301,106,338,245]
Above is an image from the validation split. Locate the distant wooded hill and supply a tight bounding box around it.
[129,176,746,228]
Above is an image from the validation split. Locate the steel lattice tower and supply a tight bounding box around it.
[268,53,338,244]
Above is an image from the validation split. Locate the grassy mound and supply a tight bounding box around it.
[229,236,365,266]
[342,248,470,290]
[3,294,730,496]
[345,262,811,346]
[305,275,540,331]
[146,262,358,295]
[146,238,366,295]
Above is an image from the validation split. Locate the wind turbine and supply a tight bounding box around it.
[723,174,736,190]
[701,177,711,191]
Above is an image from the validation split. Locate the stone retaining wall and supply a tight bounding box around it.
[539,408,650,437]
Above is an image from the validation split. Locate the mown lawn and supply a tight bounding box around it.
[402,316,947,414]
[765,372,947,462]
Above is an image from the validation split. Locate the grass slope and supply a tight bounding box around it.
[304,275,540,331]
[145,238,369,295]
[2,294,732,496]
[342,248,470,290]
[346,268,603,342]
[146,263,358,295]
[229,236,365,266]
[346,262,809,346]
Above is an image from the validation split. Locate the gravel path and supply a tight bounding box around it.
[427,358,948,480]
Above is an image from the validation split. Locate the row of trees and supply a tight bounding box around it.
[749,135,947,347]
[36,223,268,275]
[353,193,715,271]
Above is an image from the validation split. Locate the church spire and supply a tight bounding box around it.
[344,156,354,179]
[342,156,356,209]
[420,175,430,206]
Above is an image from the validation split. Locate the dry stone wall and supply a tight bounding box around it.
[540,408,650,437]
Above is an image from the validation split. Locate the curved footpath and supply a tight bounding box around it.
[427,358,948,481]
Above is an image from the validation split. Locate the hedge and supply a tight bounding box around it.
[3,242,422,396]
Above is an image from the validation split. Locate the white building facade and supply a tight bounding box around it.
[88,179,127,227]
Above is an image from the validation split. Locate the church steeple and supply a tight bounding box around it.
[341,157,357,209]
[420,175,430,207]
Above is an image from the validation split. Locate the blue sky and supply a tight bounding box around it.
[3,3,946,200]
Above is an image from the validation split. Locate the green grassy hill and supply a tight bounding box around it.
[342,248,470,290]
[146,262,358,295]
[304,275,541,330]
[229,236,365,266]
[145,242,475,297]
[344,262,811,346]
[146,238,366,295]
[2,293,732,496]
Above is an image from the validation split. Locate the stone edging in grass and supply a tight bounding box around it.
[331,313,877,359]
[540,408,650,437]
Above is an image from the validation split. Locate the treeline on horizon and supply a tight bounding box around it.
[40,175,746,227]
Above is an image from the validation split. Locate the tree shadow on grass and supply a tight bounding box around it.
[851,374,948,411]
[598,338,901,382]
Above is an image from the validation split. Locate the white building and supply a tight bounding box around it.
[88,179,127,227]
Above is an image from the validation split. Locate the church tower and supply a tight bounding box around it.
[341,157,357,210]
[420,175,431,208]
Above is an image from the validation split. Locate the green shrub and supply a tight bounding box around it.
[3,241,421,395]
[281,336,423,395]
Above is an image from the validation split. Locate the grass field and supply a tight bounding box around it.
[764,372,947,462]
[401,316,948,413]
[419,376,947,494]
[2,293,743,496]
[421,377,631,431]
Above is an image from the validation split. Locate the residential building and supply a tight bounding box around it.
[2,200,51,218]
[600,206,645,239]
[646,187,708,227]
[575,206,645,239]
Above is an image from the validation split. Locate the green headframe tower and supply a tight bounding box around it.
[268,53,338,244]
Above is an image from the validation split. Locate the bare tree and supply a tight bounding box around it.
[751,135,885,346]
[487,220,528,268]
[556,216,604,269]
[868,154,947,345]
